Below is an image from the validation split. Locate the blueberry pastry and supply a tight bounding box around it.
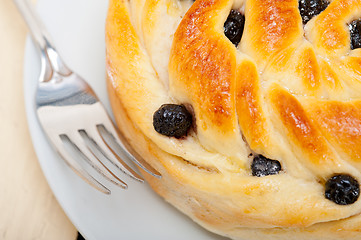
[106,0,361,239]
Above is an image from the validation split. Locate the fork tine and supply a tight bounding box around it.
[100,121,162,178]
[84,127,144,182]
[66,132,128,189]
[49,134,111,194]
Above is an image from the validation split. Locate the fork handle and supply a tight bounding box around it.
[14,0,72,79]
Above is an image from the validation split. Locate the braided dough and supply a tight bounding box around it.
[105,0,361,239]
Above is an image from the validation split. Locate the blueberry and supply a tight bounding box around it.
[325,174,360,205]
[349,19,361,50]
[251,155,282,177]
[224,9,245,46]
[298,0,329,25]
[153,104,192,138]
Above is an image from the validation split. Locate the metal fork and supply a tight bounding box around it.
[15,0,161,194]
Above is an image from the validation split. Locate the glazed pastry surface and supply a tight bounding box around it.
[106,0,361,239]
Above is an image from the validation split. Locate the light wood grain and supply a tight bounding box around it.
[0,0,77,239]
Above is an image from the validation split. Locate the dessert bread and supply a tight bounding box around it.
[105,0,361,239]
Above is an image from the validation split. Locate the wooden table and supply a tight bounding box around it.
[0,0,78,238]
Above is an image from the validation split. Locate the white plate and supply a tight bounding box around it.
[23,0,228,239]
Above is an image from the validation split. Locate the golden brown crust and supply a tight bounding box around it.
[269,86,340,175]
[307,0,361,55]
[235,58,268,151]
[307,100,361,164]
[106,0,361,239]
[241,0,303,69]
[168,0,246,160]
[170,0,236,130]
